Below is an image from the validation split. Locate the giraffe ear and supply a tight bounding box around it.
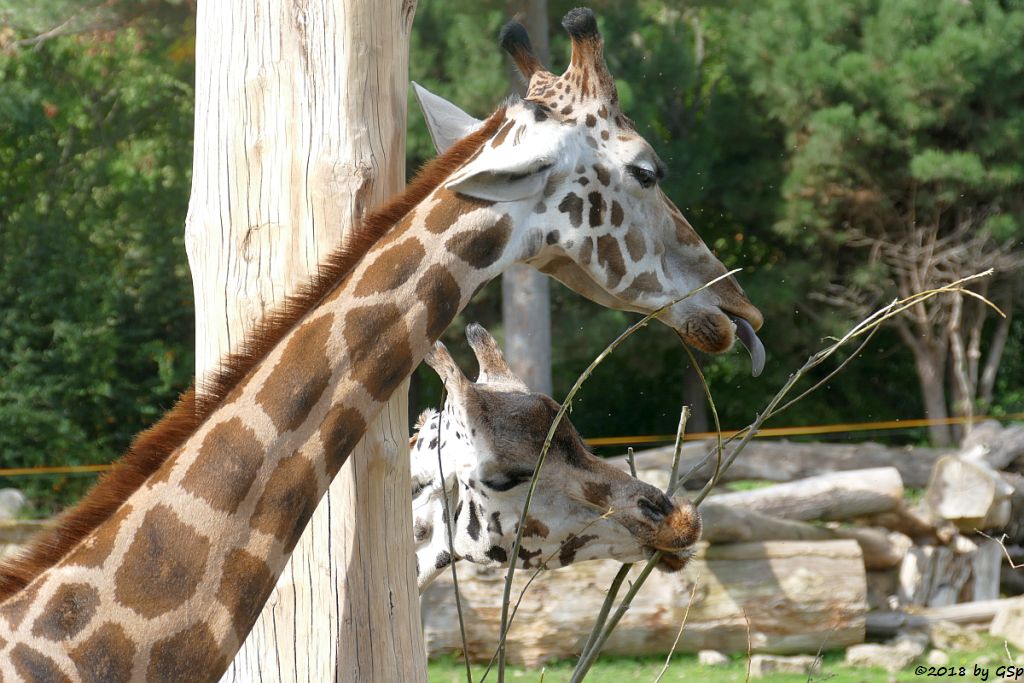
[412,82,483,154]
[444,129,557,203]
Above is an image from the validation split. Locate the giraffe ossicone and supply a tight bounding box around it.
[411,324,700,591]
[0,8,762,680]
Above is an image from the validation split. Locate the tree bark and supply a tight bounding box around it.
[501,0,552,395]
[186,1,425,680]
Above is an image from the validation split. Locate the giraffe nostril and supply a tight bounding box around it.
[637,497,667,523]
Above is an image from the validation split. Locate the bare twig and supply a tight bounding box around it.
[435,384,473,683]
[667,406,691,494]
[653,571,702,683]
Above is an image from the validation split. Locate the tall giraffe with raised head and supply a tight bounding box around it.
[411,323,699,591]
[0,8,762,681]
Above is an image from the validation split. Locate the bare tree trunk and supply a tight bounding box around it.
[186,1,425,681]
[501,0,552,395]
[897,321,952,446]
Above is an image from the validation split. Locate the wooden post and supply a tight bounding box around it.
[185,1,425,681]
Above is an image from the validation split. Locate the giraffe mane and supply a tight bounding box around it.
[0,107,509,603]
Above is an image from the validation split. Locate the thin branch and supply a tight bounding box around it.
[435,384,473,683]
[653,572,702,683]
[492,269,742,681]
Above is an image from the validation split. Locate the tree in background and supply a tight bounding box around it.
[732,0,1024,445]
[0,11,195,511]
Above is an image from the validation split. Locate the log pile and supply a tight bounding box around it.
[422,420,1024,667]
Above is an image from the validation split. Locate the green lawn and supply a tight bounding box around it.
[428,640,1022,682]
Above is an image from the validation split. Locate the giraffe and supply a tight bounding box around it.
[0,8,762,681]
[411,323,699,591]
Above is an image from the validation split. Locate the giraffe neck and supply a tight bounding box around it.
[0,157,520,681]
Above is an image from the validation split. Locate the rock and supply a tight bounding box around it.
[928,619,985,651]
[845,633,926,673]
[990,597,1024,650]
[698,650,729,667]
[749,654,822,678]
[0,489,26,520]
[926,650,949,667]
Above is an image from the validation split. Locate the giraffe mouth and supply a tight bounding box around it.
[646,545,696,573]
[728,314,766,378]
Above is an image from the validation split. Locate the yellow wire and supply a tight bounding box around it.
[1,412,1022,477]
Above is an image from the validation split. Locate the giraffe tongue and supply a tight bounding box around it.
[730,315,766,378]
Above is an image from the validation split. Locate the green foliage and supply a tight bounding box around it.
[0,24,195,512]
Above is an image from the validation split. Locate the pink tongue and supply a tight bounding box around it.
[731,316,766,377]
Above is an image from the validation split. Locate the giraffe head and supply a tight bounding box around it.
[414,7,765,375]
[410,324,700,590]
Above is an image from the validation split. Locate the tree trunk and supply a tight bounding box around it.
[501,0,552,395]
[912,344,953,446]
[186,1,425,681]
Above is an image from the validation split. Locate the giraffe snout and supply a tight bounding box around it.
[650,497,702,553]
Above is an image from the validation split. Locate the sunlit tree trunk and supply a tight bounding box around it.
[186,1,425,680]
[502,0,552,395]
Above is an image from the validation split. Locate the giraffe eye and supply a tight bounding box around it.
[627,164,658,189]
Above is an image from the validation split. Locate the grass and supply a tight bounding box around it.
[428,637,1021,682]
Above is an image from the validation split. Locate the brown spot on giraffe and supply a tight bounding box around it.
[584,113,597,127]
[0,581,41,630]
[624,226,646,262]
[424,190,493,235]
[352,237,426,297]
[596,234,626,288]
[181,417,264,514]
[416,265,461,342]
[521,517,549,539]
[216,548,277,641]
[147,622,227,682]
[621,271,662,300]
[593,163,610,186]
[11,644,70,683]
[587,191,606,227]
[344,303,412,402]
[559,533,599,566]
[31,582,99,641]
[583,481,612,508]
[445,215,512,269]
[70,622,136,683]
[319,405,366,477]
[579,236,594,265]
[490,119,516,148]
[610,200,624,227]
[65,502,134,568]
[558,192,584,227]
[250,452,318,553]
[255,313,335,434]
[114,504,211,619]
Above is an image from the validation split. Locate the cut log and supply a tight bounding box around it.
[617,440,949,489]
[990,597,1024,650]
[923,456,1013,531]
[421,540,867,666]
[701,502,911,570]
[857,503,955,544]
[897,537,1003,608]
[866,598,1014,637]
[960,420,1024,470]
[707,467,904,522]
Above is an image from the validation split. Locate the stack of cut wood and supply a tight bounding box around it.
[421,420,1024,667]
